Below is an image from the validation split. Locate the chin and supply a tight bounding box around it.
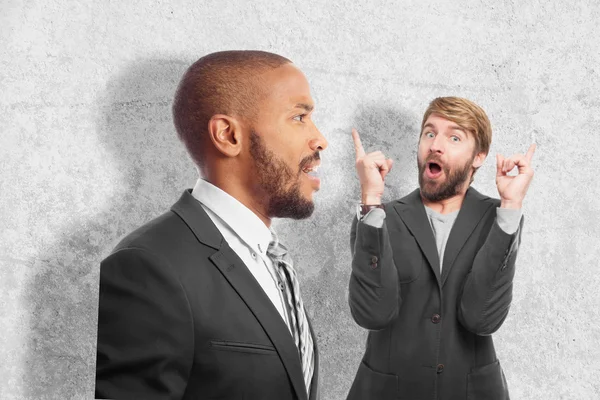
[269,192,315,220]
[300,194,315,210]
[288,204,315,220]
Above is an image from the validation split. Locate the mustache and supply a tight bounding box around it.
[299,152,321,170]
[424,155,443,165]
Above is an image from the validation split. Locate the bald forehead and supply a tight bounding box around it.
[256,63,313,112]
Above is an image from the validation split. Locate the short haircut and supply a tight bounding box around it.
[421,96,492,156]
[172,50,292,168]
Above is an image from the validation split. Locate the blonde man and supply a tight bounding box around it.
[347,97,535,399]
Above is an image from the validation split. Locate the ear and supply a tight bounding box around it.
[472,151,486,169]
[207,114,243,157]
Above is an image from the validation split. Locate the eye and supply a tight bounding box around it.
[424,131,435,139]
[451,135,461,142]
[293,114,306,122]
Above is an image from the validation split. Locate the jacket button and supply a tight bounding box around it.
[436,364,444,373]
[370,255,378,269]
[431,314,441,324]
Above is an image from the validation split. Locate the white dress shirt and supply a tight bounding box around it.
[191,178,292,333]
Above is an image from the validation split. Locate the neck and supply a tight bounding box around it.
[203,172,272,228]
[421,182,470,214]
[421,194,464,214]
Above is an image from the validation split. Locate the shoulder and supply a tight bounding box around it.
[468,186,501,207]
[111,210,188,255]
[384,188,421,210]
[99,211,199,291]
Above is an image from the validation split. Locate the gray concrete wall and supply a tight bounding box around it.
[1,1,599,399]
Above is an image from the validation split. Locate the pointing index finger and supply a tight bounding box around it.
[525,143,536,162]
[352,128,366,159]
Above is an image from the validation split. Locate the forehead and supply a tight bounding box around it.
[260,63,313,110]
[423,113,465,131]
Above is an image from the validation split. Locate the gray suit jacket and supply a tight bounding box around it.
[347,187,523,400]
[95,189,319,400]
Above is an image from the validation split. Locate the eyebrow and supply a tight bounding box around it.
[294,103,314,112]
[422,122,465,133]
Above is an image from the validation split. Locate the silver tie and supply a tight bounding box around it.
[267,231,314,395]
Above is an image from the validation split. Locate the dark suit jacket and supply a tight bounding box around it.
[347,187,523,400]
[95,189,319,400]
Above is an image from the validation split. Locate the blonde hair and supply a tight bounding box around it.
[421,96,492,156]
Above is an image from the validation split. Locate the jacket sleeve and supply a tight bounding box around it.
[458,215,524,336]
[348,214,400,330]
[95,247,194,400]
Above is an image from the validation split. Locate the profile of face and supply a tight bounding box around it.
[247,63,328,220]
[417,114,485,202]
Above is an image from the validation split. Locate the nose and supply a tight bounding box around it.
[429,134,444,154]
[309,124,328,152]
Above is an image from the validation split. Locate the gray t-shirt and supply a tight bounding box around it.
[423,206,459,273]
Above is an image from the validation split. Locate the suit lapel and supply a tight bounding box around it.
[439,187,495,286]
[210,246,308,400]
[307,313,319,400]
[171,190,308,400]
[392,189,441,286]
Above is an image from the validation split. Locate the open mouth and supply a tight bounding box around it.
[426,161,443,178]
[302,164,320,177]
[428,162,441,174]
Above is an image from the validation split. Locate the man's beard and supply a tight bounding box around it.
[249,130,318,219]
[418,154,474,202]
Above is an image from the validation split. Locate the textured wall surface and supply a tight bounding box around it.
[2,1,600,399]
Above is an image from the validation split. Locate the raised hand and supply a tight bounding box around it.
[496,143,536,209]
[352,128,394,205]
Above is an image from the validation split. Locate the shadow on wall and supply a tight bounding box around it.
[23,58,195,398]
[352,104,420,200]
[290,104,418,399]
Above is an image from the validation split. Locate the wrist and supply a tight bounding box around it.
[361,193,382,205]
[357,204,385,220]
[500,200,522,209]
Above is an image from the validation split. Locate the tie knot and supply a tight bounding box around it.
[267,230,288,261]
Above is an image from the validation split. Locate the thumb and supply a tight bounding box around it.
[381,159,394,180]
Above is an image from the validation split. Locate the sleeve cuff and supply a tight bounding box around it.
[496,207,522,234]
[361,207,386,228]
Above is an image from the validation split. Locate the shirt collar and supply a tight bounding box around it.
[424,204,460,222]
[191,178,272,255]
